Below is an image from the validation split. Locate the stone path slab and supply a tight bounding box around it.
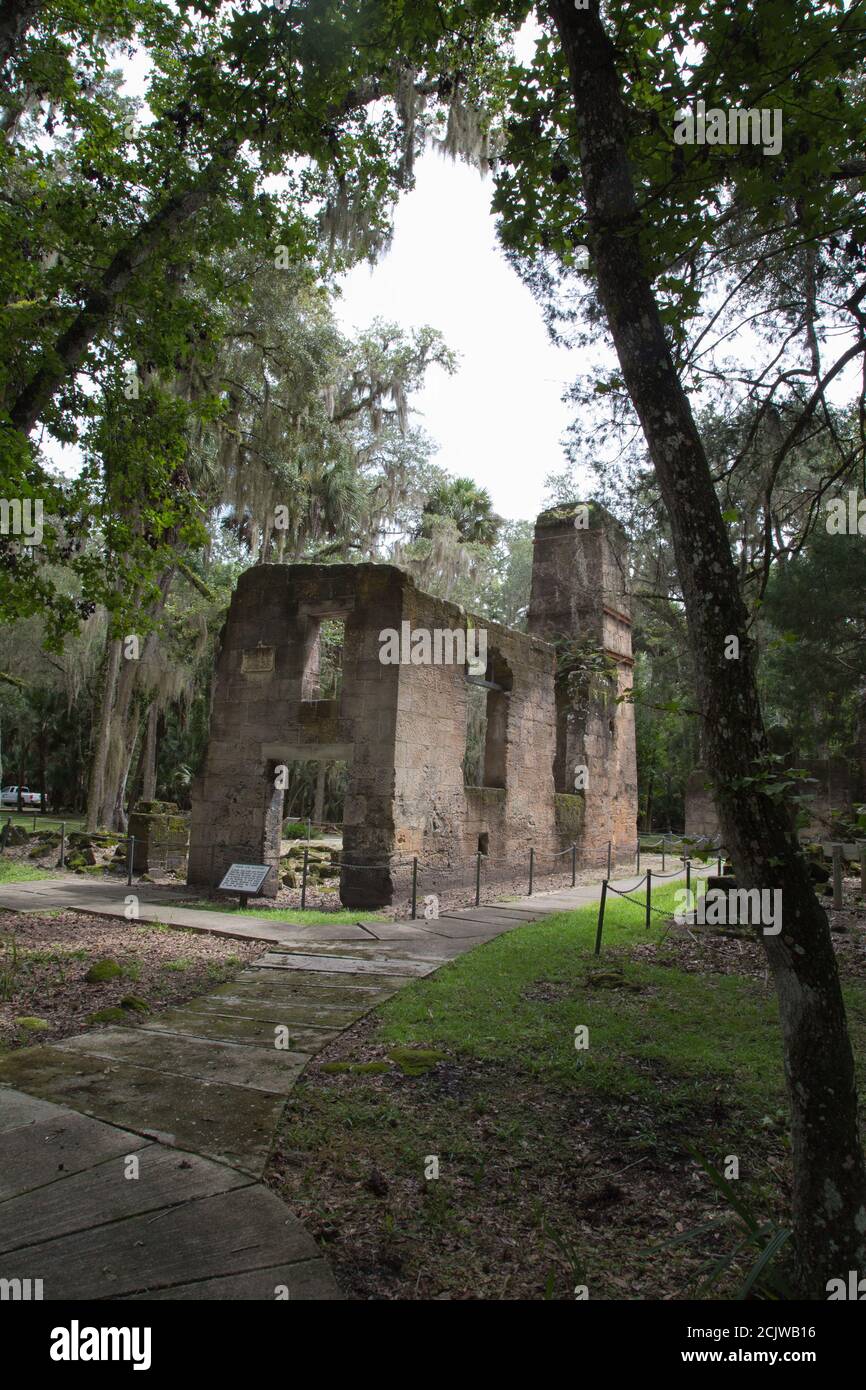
[0,1092,337,1301]
[0,1046,288,1174]
[211,967,409,994]
[0,1101,148,1201]
[2,1140,249,1249]
[2,1180,335,1301]
[255,950,438,976]
[118,1258,341,1301]
[141,1010,344,1052]
[56,1027,309,1092]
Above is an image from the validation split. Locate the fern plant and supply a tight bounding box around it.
[670,1147,794,1300]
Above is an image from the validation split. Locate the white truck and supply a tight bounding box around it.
[0,786,45,809]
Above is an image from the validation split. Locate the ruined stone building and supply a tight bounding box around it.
[187,504,638,906]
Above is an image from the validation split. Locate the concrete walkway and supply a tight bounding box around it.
[0,864,696,1300]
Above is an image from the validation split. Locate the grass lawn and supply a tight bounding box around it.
[0,812,83,833]
[0,861,60,883]
[180,900,386,927]
[267,881,866,1301]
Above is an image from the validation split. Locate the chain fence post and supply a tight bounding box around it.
[607,839,612,878]
[686,857,691,901]
[645,867,652,931]
[594,879,608,956]
[475,851,482,907]
[411,857,418,919]
[832,843,843,910]
[571,843,577,887]
[127,835,135,886]
[57,820,66,869]
[301,846,309,909]
[661,838,666,872]
[528,847,534,896]
[860,841,866,900]
[636,837,641,873]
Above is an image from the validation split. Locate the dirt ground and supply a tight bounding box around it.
[0,910,260,1049]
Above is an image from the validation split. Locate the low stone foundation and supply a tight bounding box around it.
[129,801,190,876]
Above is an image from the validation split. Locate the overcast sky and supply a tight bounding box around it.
[334,150,582,524]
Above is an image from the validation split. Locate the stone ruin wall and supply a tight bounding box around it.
[685,757,855,843]
[528,506,638,861]
[188,506,639,908]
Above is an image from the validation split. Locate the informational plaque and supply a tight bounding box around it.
[218,863,270,896]
[241,645,275,674]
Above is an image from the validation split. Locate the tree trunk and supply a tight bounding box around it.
[0,0,44,72]
[85,638,122,831]
[548,0,866,1291]
[96,648,144,831]
[313,762,327,826]
[855,681,866,803]
[89,566,176,831]
[37,720,47,815]
[109,716,142,833]
[142,703,159,803]
[644,766,655,833]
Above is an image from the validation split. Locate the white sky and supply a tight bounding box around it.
[333,151,582,524]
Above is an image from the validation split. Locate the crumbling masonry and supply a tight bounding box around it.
[187,504,638,906]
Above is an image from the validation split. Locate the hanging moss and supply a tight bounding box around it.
[555,794,586,838]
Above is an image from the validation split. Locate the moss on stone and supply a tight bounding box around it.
[120,995,150,1013]
[85,958,123,983]
[86,1007,128,1025]
[388,1046,447,1076]
[14,1016,50,1031]
[554,793,586,837]
[321,1060,391,1075]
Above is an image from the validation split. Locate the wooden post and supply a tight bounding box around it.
[301,846,309,909]
[594,879,608,956]
[832,843,843,910]
[411,857,418,919]
[645,867,652,930]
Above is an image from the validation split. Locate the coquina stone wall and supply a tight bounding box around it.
[188,506,638,907]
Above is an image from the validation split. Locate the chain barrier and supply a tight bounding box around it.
[606,883,677,916]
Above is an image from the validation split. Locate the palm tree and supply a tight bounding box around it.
[418,477,502,546]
